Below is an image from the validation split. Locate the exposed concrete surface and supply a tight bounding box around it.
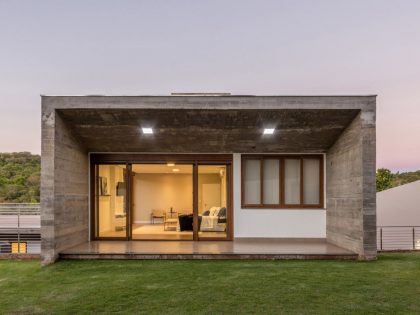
[41,110,89,265]
[326,109,376,260]
[42,95,376,111]
[56,108,359,153]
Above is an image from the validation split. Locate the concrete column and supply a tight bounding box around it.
[326,109,376,260]
[41,107,89,265]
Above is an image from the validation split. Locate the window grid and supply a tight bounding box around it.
[241,155,324,209]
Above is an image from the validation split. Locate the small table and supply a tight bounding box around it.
[167,210,177,218]
[164,218,178,231]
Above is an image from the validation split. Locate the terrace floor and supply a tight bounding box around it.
[60,238,357,260]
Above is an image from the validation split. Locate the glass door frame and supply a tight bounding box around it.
[90,154,233,241]
[194,162,233,241]
[131,162,194,241]
[91,162,131,241]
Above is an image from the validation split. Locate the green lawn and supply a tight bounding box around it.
[1,253,420,314]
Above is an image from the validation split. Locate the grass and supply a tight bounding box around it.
[0,253,420,314]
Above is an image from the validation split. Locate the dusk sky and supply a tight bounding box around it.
[1,0,419,171]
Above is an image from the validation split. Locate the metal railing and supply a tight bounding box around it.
[2,205,419,254]
[377,226,420,251]
[0,203,40,254]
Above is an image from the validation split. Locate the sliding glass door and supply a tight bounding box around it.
[131,163,193,241]
[91,155,233,241]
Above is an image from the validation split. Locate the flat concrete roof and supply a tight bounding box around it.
[42,95,376,112]
[41,94,377,97]
[42,95,375,153]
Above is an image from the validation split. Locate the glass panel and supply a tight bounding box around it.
[198,165,228,239]
[263,159,280,204]
[284,159,300,204]
[97,164,127,238]
[131,164,193,240]
[243,159,261,204]
[303,158,320,205]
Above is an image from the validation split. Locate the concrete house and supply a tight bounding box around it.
[41,95,376,264]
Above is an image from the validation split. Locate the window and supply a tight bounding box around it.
[11,242,27,253]
[263,159,280,204]
[243,159,261,204]
[303,158,320,205]
[284,158,300,205]
[241,155,323,208]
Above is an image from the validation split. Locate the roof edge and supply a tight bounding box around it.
[40,94,378,97]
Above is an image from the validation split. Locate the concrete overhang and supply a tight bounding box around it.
[42,95,376,153]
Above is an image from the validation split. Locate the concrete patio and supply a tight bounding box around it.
[59,238,357,260]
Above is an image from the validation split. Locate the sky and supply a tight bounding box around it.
[0,0,419,172]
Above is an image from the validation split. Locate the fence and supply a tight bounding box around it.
[0,203,40,254]
[377,226,420,251]
[1,205,419,254]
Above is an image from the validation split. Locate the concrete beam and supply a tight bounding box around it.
[42,95,376,111]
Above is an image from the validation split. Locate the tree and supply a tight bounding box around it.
[376,168,394,192]
[0,152,40,203]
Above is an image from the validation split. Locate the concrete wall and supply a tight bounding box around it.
[233,154,327,238]
[326,110,376,260]
[41,108,89,265]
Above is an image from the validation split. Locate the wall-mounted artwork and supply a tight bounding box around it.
[116,182,126,196]
[99,176,108,196]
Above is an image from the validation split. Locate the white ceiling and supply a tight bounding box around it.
[131,164,225,174]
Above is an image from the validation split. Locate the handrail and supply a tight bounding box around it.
[378,225,420,228]
[0,204,40,216]
[377,226,420,251]
[0,204,40,254]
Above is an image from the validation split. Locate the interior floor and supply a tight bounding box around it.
[132,224,192,240]
[98,224,227,240]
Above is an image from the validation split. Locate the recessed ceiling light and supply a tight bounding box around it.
[167,163,175,167]
[263,128,275,135]
[142,127,153,134]
[172,168,180,172]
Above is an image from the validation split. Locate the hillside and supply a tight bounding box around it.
[0,152,40,203]
[393,170,420,187]
[376,168,420,192]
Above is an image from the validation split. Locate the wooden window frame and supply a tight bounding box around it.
[241,154,324,209]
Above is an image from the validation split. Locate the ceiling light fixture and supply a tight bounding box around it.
[142,127,153,134]
[263,128,275,135]
[172,168,180,172]
[167,163,175,167]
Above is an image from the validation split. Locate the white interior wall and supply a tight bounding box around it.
[198,173,225,212]
[233,154,326,238]
[98,165,125,233]
[132,173,193,223]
